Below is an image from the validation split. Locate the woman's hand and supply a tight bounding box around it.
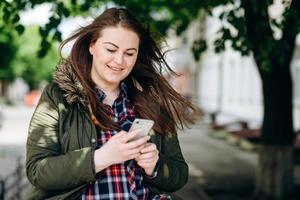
[94,129,150,173]
[135,143,159,176]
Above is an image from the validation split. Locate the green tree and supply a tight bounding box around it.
[240,2,299,199]
[0,30,17,95]
[0,9,19,96]
[1,0,300,199]
[12,26,58,90]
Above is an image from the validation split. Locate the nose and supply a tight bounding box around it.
[114,52,124,65]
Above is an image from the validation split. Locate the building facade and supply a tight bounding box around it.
[167,6,300,131]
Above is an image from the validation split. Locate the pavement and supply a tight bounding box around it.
[175,120,257,200]
[0,105,34,177]
[0,105,259,200]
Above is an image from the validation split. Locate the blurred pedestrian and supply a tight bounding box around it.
[26,7,201,200]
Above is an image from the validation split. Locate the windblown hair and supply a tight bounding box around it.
[59,7,201,135]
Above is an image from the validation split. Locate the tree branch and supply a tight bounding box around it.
[241,0,275,75]
[242,0,274,46]
[279,0,300,66]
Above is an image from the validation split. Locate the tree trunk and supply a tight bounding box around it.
[240,0,299,199]
[254,145,294,200]
[254,62,294,199]
[0,80,8,97]
[261,66,294,145]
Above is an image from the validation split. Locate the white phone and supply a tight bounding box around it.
[128,118,154,141]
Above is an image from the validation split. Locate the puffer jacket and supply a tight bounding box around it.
[26,61,189,200]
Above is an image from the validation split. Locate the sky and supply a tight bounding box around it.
[19,3,91,40]
[20,3,90,55]
[19,3,52,26]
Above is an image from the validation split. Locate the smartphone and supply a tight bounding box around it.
[128,118,154,141]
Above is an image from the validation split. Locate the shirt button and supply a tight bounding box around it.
[91,138,96,143]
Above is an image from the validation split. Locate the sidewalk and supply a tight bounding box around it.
[0,106,34,178]
[174,120,257,200]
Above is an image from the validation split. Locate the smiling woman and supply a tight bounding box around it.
[25,7,201,200]
[89,26,139,102]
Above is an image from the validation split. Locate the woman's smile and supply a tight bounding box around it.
[106,64,124,72]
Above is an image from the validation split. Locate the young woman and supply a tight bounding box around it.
[26,7,200,200]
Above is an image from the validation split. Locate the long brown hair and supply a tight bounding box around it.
[59,7,201,135]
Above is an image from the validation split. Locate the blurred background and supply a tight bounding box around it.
[1,0,300,200]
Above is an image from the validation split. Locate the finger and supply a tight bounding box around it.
[121,147,143,161]
[136,159,155,165]
[125,135,150,149]
[137,161,154,166]
[119,153,141,163]
[126,146,145,157]
[112,130,127,139]
[136,151,157,160]
[123,128,143,142]
[141,143,157,153]
[128,153,141,160]
[137,156,159,164]
[137,161,156,168]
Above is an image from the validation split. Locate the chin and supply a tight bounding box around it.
[107,76,127,84]
[106,79,123,85]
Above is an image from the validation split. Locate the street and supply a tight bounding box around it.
[0,105,35,177]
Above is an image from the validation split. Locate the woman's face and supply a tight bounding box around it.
[89,26,139,89]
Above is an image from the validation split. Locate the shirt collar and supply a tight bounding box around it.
[95,82,128,102]
[119,82,128,98]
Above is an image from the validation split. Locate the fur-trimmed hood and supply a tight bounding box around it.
[53,60,86,105]
[52,60,144,105]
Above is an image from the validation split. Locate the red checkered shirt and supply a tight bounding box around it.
[82,82,171,200]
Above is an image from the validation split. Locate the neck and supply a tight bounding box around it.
[99,84,120,96]
[90,68,120,96]
[93,77,120,95]
[97,83,120,107]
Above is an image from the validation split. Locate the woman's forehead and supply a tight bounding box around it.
[97,26,139,49]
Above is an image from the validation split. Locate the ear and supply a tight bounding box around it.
[89,43,95,55]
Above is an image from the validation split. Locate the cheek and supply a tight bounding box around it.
[94,50,111,63]
[127,56,138,70]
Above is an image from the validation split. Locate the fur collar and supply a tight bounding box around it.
[53,60,85,105]
[53,60,143,105]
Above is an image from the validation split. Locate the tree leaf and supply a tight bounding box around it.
[15,24,25,34]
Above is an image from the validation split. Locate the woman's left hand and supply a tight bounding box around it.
[135,143,159,176]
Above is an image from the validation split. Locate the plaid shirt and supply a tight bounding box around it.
[82,82,171,200]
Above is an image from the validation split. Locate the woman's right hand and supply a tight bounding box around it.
[93,129,150,173]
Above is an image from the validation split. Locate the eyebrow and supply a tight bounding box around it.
[103,42,137,51]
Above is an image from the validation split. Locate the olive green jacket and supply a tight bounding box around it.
[26,62,188,200]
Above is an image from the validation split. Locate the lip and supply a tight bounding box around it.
[106,64,123,71]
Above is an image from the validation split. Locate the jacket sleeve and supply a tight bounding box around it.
[144,133,189,192]
[26,84,96,191]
